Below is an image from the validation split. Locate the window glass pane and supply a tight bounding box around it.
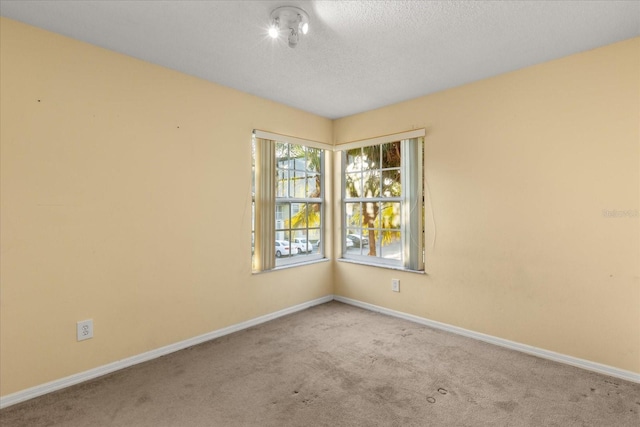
[276,142,289,163]
[293,171,305,197]
[346,148,362,172]
[361,145,379,171]
[361,170,380,198]
[345,172,361,199]
[306,172,320,198]
[346,228,369,256]
[382,170,401,197]
[380,233,402,261]
[276,203,290,232]
[276,169,289,197]
[306,148,321,173]
[362,229,380,258]
[294,156,305,172]
[275,231,291,262]
[292,229,307,242]
[291,230,311,255]
[345,202,363,228]
[308,227,321,248]
[291,203,307,229]
[288,171,295,198]
[347,228,369,243]
[381,202,401,230]
[307,203,321,228]
[382,141,401,168]
[362,201,379,230]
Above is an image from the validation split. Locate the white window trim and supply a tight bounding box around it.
[336,129,425,151]
[254,130,329,151]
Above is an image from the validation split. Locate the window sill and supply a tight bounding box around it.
[337,258,425,274]
[252,257,330,275]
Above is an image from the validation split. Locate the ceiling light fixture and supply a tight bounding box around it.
[269,6,309,48]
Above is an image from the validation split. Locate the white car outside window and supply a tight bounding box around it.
[292,238,313,253]
[275,240,291,258]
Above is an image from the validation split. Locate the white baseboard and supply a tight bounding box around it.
[334,295,640,384]
[0,295,333,409]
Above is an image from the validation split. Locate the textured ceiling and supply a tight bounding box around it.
[1,1,638,119]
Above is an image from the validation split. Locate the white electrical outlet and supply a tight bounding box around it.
[77,319,93,341]
[391,278,400,292]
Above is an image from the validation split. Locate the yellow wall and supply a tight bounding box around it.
[0,18,333,396]
[333,37,640,373]
[1,16,638,398]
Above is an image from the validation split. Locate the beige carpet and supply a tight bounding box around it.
[1,301,639,426]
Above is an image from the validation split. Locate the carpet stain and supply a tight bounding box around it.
[301,394,319,405]
[374,385,396,400]
[340,374,364,391]
[399,329,413,338]
[495,400,518,413]
[135,394,151,406]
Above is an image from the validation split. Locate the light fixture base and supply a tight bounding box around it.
[270,6,309,48]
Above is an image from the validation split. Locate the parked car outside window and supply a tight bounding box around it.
[275,240,290,258]
[346,234,369,247]
[292,238,313,253]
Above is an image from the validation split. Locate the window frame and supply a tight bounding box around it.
[339,130,425,272]
[252,130,327,273]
